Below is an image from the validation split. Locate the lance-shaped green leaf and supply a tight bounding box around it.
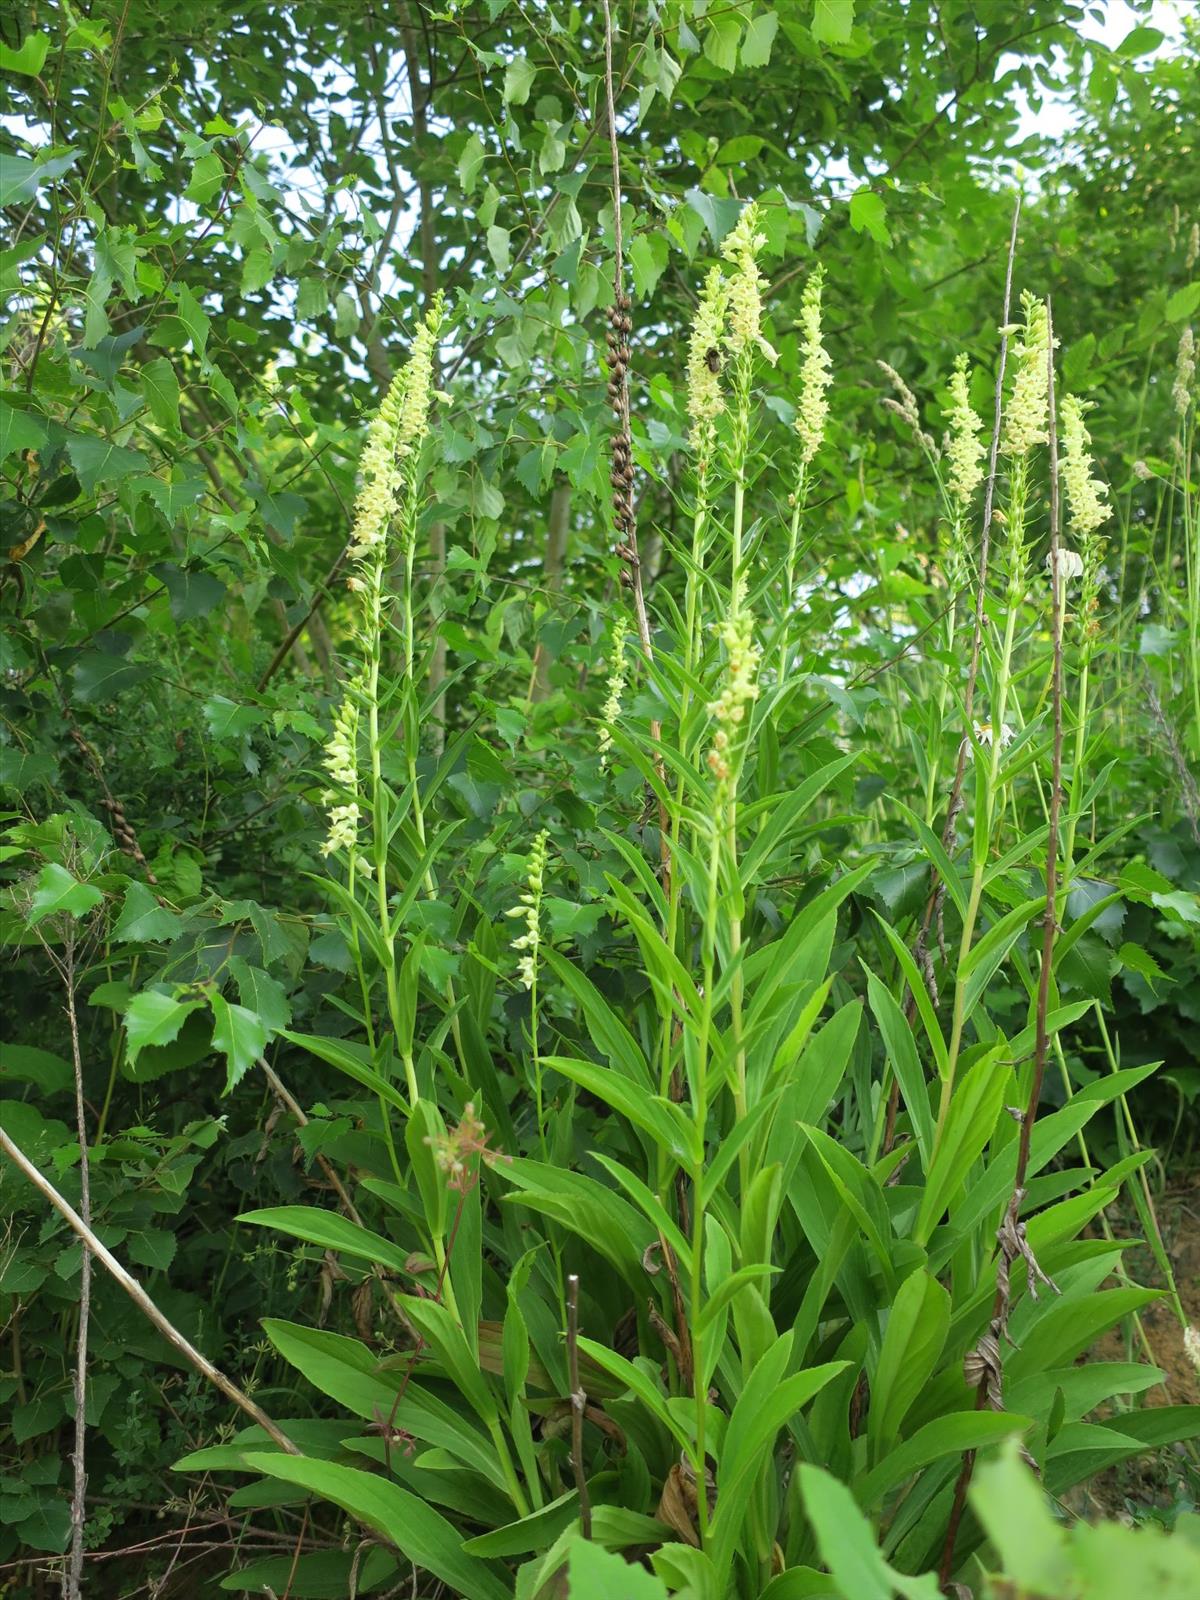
[241,1454,510,1600]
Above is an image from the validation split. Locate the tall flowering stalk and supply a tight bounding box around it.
[598,615,629,768]
[508,830,552,1154]
[1172,328,1199,744]
[1057,394,1111,875]
[780,264,831,681]
[935,292,1053,1152]
[922,356,987,824]
[682,266,730,701]
[321,294,444,1127]
[687,580,762,1540]
[721,202,776,618]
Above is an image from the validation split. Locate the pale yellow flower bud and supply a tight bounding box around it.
[944,354,985,507]
[1059,395,1111,539]
[720,201,777,365]
[1173,326,1195,417]
[1003,293,1053,457]
[687,267,729,454]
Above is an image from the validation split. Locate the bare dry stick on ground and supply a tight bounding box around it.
[0,1123,298,1456]
[882,196,1022,1156]
[938,297,1067,1592]
[566,1273,593,1539]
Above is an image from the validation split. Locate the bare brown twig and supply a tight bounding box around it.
[0,1124,298,1455]
[566,1273,592,1539]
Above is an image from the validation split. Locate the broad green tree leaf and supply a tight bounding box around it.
[27,862,102,923]
[209,992,267,1092]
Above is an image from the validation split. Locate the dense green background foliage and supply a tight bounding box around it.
[2,2,1199,1596]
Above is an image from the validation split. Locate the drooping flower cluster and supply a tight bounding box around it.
[598,615,629,767]
[508,829,550,990]
[1002,293,1052,457]
[346,294,444,563]
[319,693,360,858]
[879,361,935,453]
[720,201,777,365]
[795,264,832,467]
[944,354,986,507]
[424,1103,508,1193]
[686,266,729,456]
[1173,326,1195,417]
[707,586,760,785]
[1059,395,1111,540]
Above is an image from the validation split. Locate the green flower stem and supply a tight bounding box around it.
[778,465,808,686]
[934,466,1028,1153]
[688,815,723,1547]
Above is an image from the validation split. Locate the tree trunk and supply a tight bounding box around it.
[531,478,572,703]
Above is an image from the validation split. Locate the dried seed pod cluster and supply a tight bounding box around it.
[605,292,638,583]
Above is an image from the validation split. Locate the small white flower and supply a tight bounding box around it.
[1185,1325,1200,1374]
[598,617,629,767]
[1045,548,1085,581]
[510,830,550,990]
[973,720,1015,749]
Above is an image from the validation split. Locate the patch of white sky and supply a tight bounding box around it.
[4,2,1189,381]
[817,0,1187,194]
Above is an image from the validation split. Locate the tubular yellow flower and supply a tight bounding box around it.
[1173,326,1195,417]
[1002,292,1053,457]
[598,615,629,767]
[507,829,550,990]
[720,201,777,365]
[1059,395,1111,539]
[687,266,729,452]
[944,354,985,507]
[795,264,832,466]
